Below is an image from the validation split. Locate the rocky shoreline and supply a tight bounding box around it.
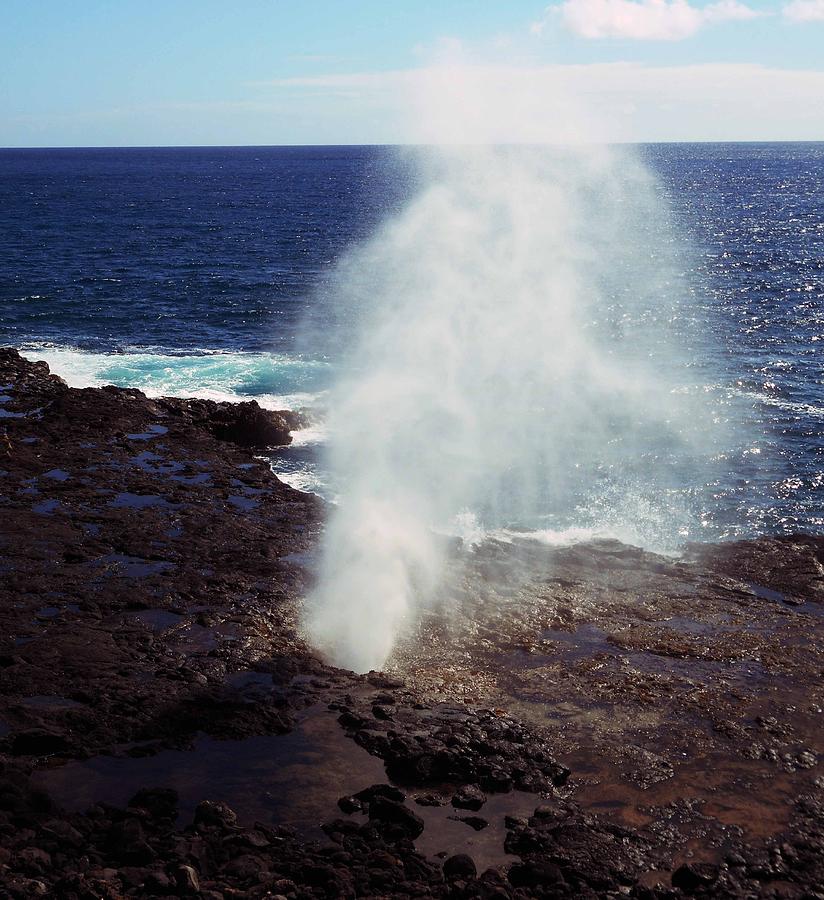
[1,348,822,898]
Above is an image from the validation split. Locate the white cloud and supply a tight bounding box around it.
[15,60,819,147]
[252,62,824,144]
[783,0,824,20]
[533,0,760,40]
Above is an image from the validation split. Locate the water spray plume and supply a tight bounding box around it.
[302,58,717,673]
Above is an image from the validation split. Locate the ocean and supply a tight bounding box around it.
[1,144,821,544]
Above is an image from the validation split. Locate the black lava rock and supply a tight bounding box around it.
[367,797,425,839]
[672,862,719,892]
[452,784,487,811]
[443,854,477,880]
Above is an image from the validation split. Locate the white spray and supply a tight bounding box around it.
[302,62,715,673]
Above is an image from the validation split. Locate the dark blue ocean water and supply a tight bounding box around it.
[0,144,821,541]
[0,146,415,352]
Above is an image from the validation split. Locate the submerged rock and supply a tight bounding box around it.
[367,796,425,839]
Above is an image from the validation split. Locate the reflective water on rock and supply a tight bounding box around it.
[96,554,175,578]
[43,469,70,481]
[126,424,169,440]
[413,791,538,871]
[128,609,184,631]
[225,671,275,696]
[109,493,177,510]
[22,695,83,709]
[35,710,386,840]
[171,472,211,485]
[35,606,60,619]
[747,581,788,605]
[228,494,259,512]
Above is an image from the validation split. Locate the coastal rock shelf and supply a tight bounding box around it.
[0,348,822,898]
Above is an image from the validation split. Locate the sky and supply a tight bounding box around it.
[1,0,823,146]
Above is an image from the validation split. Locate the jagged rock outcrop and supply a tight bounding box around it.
[0,348,305,448]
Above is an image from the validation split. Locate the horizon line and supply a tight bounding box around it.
[2,139,824,151]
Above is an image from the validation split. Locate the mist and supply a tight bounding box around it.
[301,62,719,673]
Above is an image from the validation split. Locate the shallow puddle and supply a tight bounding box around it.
[279,549,319,570]
[522,620,767,688]
[97,554,175,578]
[32,708,541,871]
[172,621,241,651]
[34,709,386,840]
[129,609,184,631]
[43,469,70,481]
[228,494,259,512]
[109,493,177,510]
[127,424,169,440]
[655,615,726,635]
[747,581,797,606]
[413,790,538,871]
[225,671,275,695]
[230,478,265,495]
[622,652,768,687]
[498,607,821,852]
[22,695,83,709]
[35,606,60,619]
[171,472,211,486]
[541,623,612,661]
[131,452,185,475]
[554,734,806,844]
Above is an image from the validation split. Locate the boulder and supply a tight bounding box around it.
[367,797,424,839]
[443,854,477,880]
[158,397,305,448]
[451,784,486,811]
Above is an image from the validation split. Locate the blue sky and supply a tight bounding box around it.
[2,0,823,145]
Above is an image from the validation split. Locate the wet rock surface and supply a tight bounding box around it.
[155,397,308,450]
[1,349,823,898]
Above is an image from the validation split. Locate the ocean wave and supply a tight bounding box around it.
[17,343,331,412]
[441,505,688,557]
[496,526,684,557]
[731,388,824,419]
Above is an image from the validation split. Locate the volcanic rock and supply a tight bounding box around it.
[367,797,425,839]
[158,396,306,448]
[451,783,486,810]
[443,853,477,880]
[1,347,824,898]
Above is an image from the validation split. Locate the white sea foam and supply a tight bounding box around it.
[18,344,328,412]
[733,388,824,419]
[267,462,329,497]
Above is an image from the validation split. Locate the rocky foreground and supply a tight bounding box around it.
[0,348,822,899]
